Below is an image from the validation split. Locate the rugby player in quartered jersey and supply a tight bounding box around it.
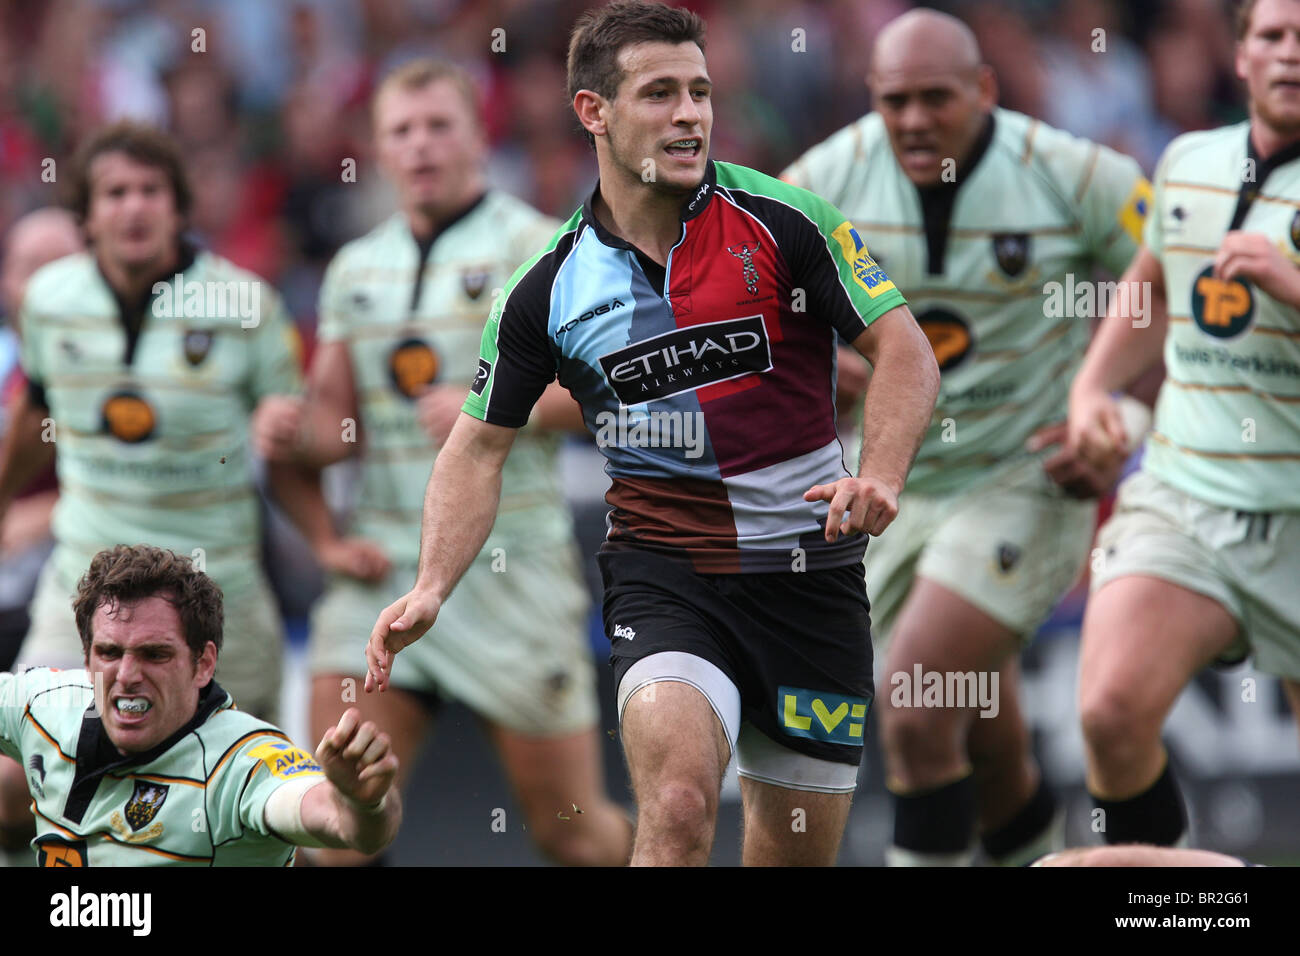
[0,545,400,866]
[253,59,633,866]
[365,3,939,867]
[1068,0,1300,850]
[781,8,1154,867]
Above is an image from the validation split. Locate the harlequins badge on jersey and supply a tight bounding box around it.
[124,780,169,831]
[183,329,214,366]
[461,269,491,301]
[992,233,1031,277]
[727,240,762,295]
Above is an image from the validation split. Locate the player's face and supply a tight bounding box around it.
[1238,0,1300,136]
[0,223,82,328]
[603,41,712,195]
[375,80,486,214]
[86,595,216,755]
[870,68,992,187]
[83,152,183,274]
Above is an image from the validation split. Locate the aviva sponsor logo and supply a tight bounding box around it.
[779,686,869,745]
[248,740,323,780]
[831,222,895,299]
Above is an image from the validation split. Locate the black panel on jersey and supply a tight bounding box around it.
[481,229,580,428]
[1228,129,1300,231]
[915,113,996,275]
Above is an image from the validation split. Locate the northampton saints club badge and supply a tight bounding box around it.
[182,329,214,366]
[461,269,491,301]
[124,780,169,831]
[992,233,1031,277]
[1291,209,1300,250]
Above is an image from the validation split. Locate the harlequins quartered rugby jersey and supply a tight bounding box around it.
[783,108,1150,495]
[463,160,907,573]
[317,193,573,564]
[0,668,322,866]
[1143,123,1300,511]
[20,247,302,596]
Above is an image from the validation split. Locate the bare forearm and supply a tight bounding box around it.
[328,787,401,854]
[857,335,939,491]
[265,460,336,551]
[294,403,357,468]
[1074,258,1169,397]
[0,395,54,511]
[295,781,401,853]
[415,433,504,599]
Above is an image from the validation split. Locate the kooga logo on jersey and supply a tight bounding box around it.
[598,315,772,403]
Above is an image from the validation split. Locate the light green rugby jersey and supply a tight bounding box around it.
[318,192,575,564]
[20,250,302,595]
[783,108,1150,494]
[1144,123,1300,511]
[0,667,322,866]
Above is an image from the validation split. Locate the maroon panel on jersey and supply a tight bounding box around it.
[668,198,840,480]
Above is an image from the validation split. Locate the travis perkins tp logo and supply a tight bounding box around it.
[598,315,772,404]
[728,241,761,295]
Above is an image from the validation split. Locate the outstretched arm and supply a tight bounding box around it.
[365,413,517,691]
[265,708,401,854]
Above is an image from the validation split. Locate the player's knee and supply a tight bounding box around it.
[529,819,607,867]
[882,700,957,767]
[640,778,715,842]
[1079,686,1159,761]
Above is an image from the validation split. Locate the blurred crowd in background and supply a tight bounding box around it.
[0,0,1252,337]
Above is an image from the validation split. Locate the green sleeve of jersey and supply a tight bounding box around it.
[248,291,305,402]
[774,177,907,332]
[316,252,352,345]
[207,731,323,845]
[1077,145,1153,276]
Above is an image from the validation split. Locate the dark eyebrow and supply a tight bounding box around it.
[640,76,713,90]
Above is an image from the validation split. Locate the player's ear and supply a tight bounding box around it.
[976,64,998,111]
[194,641,217,686]
[573,89,608,140]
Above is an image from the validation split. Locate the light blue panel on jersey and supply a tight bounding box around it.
[552,227,721,480]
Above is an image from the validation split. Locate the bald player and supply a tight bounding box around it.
[783,9,1154,865]
[0,208,82,865]
[1069,0,1300,850]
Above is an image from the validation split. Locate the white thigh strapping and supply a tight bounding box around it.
[616,651,741,755]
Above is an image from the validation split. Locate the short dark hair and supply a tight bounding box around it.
[66,121,193,223]
[566,0,707,147]
[74,545,224,662]
[1237,0,1260,40]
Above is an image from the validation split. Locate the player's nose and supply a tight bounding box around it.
[673,90,703,127]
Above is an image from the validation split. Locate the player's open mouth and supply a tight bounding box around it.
[1273,79,1300,90]
[665,138,701,158]
[115,697,152,717]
